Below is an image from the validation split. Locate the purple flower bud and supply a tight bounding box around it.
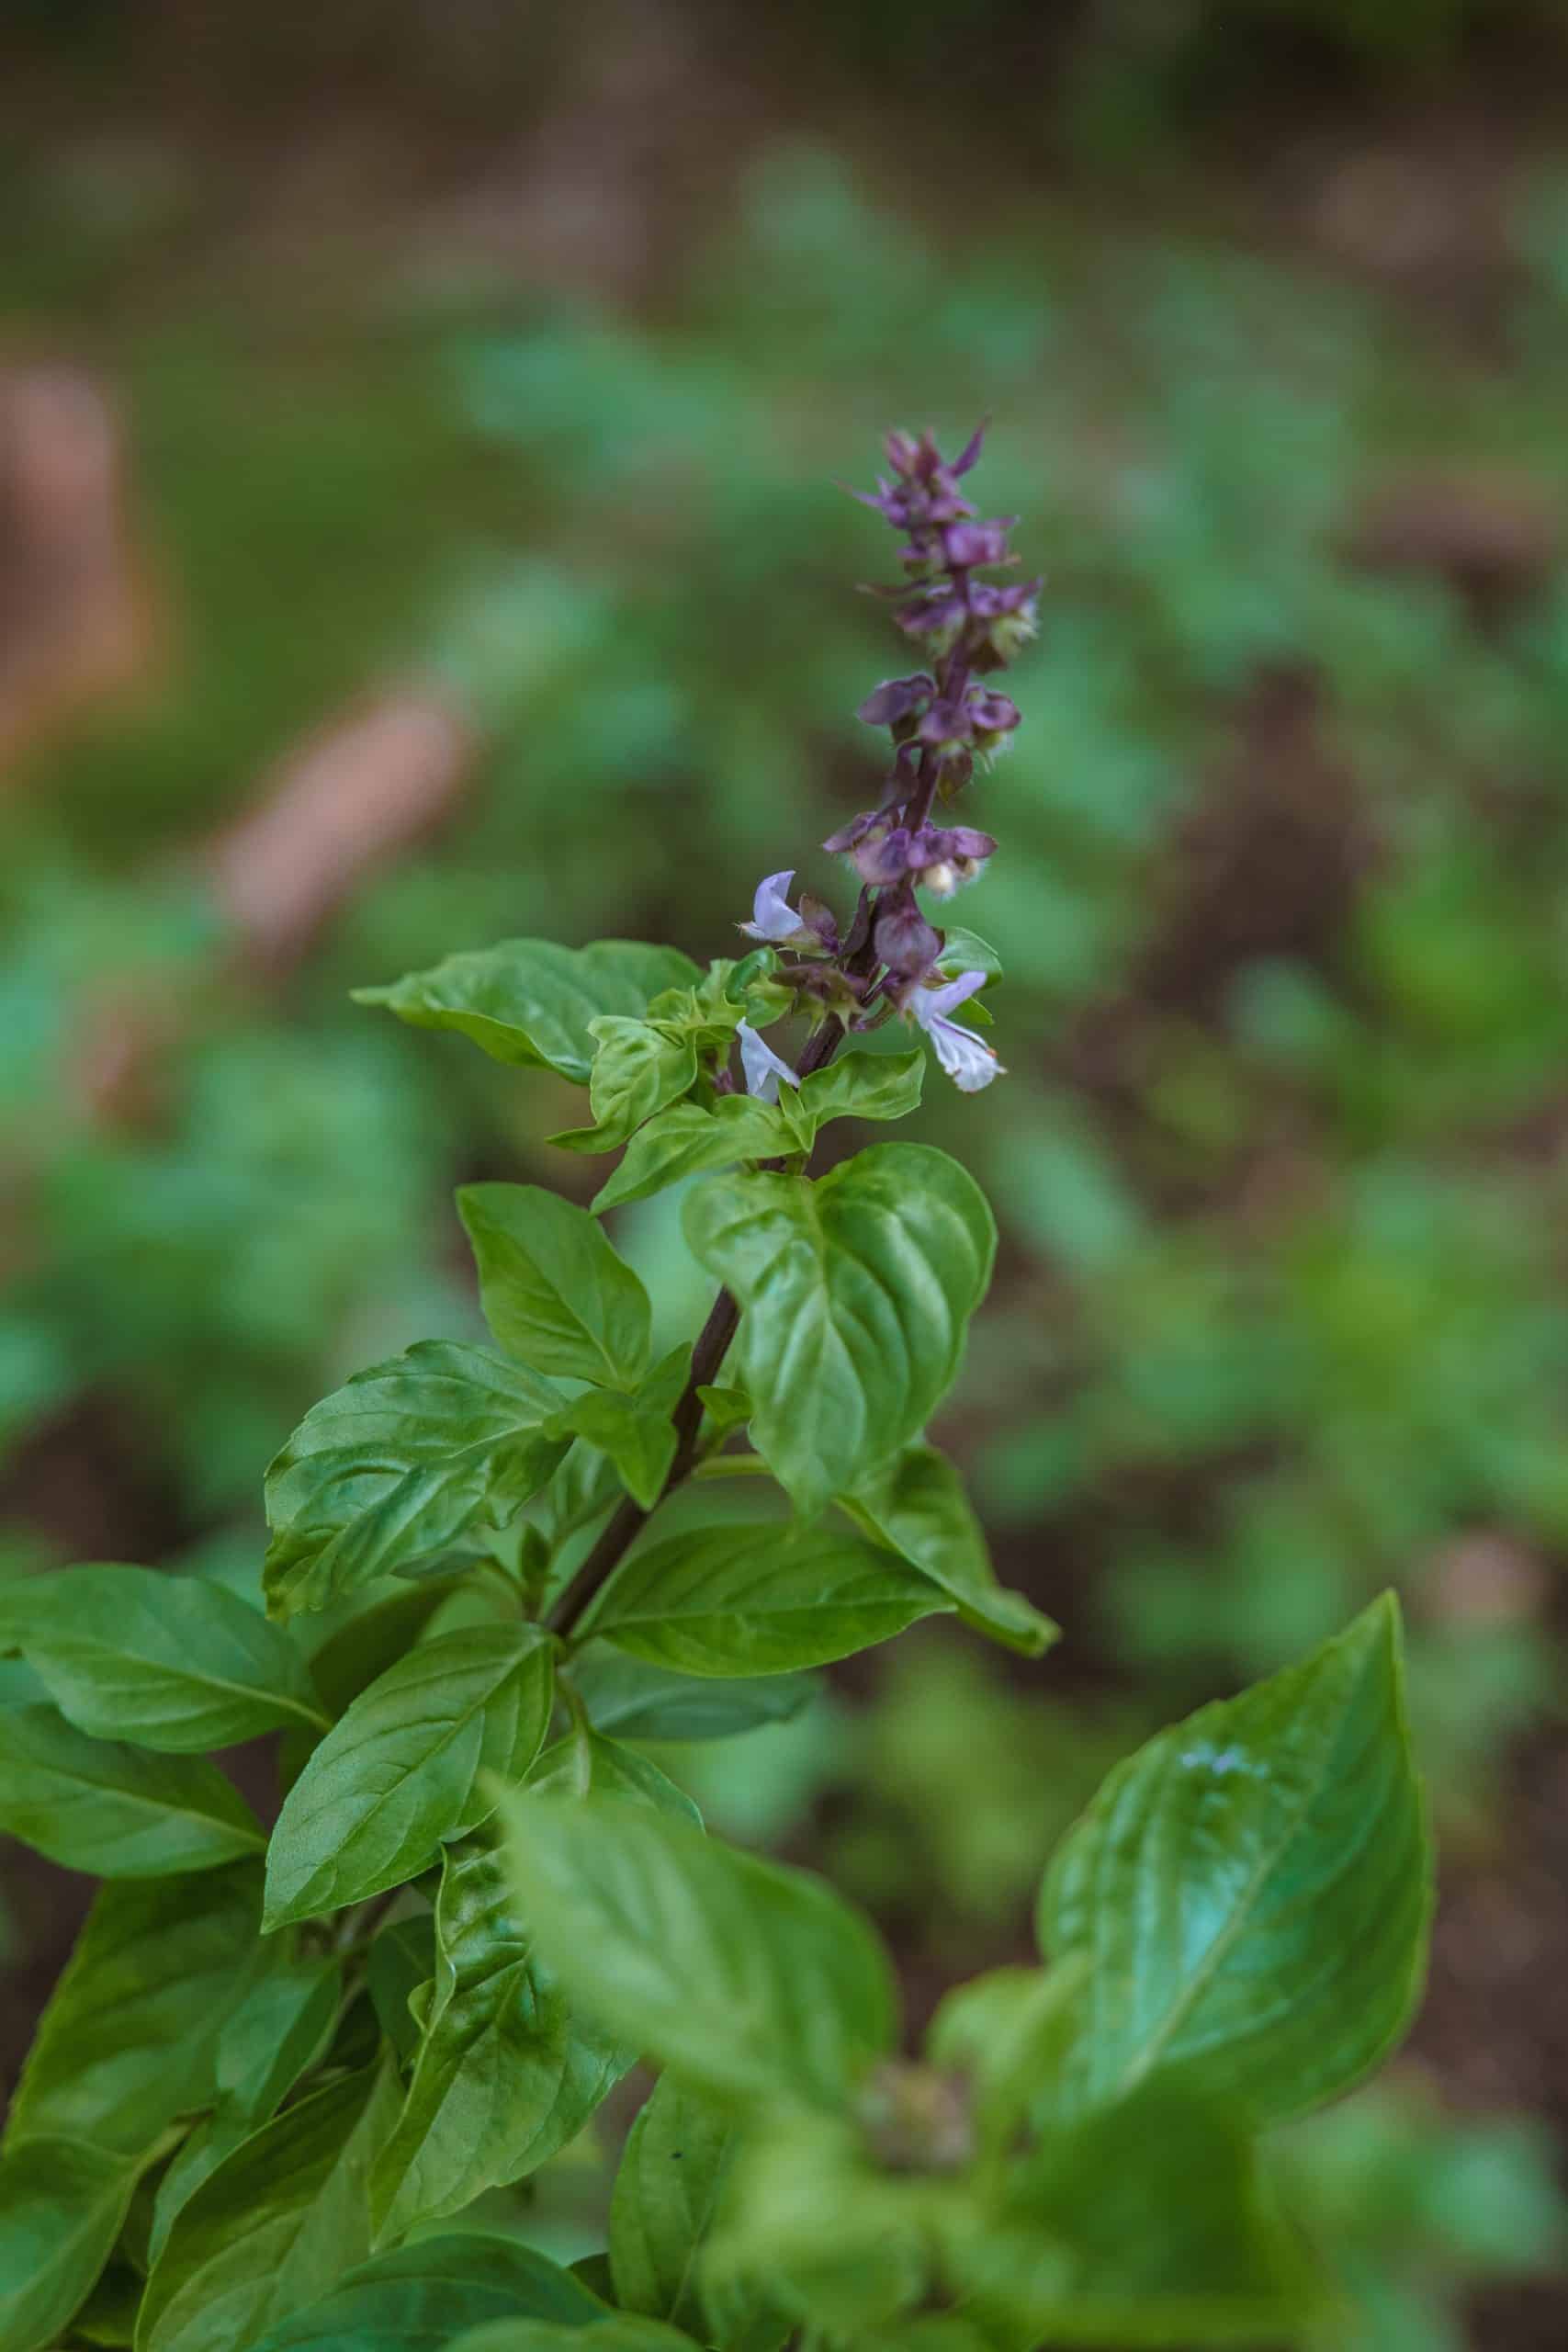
[823,808,883,854]
[919,698,976,747]
[854,826,917,887]
[797,894,841,953]
[926,825,998,864]
[885,430,922,479]
[874,888,942,979]
[942,518,1014,569]
[967,690,1021,735]
[950,422,987,478]
[856,673,934,729]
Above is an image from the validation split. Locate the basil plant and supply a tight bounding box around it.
[0,431,1430,2352]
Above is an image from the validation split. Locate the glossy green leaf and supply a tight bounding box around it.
[683,1145,996,1514]
[553,1017,700,1153]
[368,1830,623,2240]
[265,1625,555,1928]
[369,1731,696,2238]
[458,1185,653,1388]
[611,2074,789,2352]
[0,2137,139,2352]
[367,1913,436,2064]
[263,1342,570,1621]
[591,1098,789,1216]
[354,940,699,1080]
[5,1866,260,2155]
[0,1705,264,1875]
[957,2084,1316,2348]
[243,2234,605,2352]
[0,1566,324,1752]
[845,1445,1056,1658]
[567,1651,818,1743]
[1040,1594,1432,2127]
[303,1586,452,1718]
[498,1792,895,2108]
[140,2064,400,2352]
[147,1952,344,2267]
[581,1523,950,1677]
[450,2323,697,2352]
[545,1346,691,1510]
[934,928,1001,982]
[776,1048,926,1150]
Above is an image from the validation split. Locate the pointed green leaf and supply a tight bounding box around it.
[139,2064,400,2352]
[498,1792,895,2109]
[369,1732,696,2240]
[934,929,1001,983]
[568,1651,818,1743]
[552,1017,700,1154]
[0,2137,139,2352]
[789,1048,925,1138]
[544,1347,691,1512]
[366,1912,436,2064]
[264,1342,570,1621]
[845,1446,1056,1658]
[458,1186,653,1388]
[1040,1594,1432,2127]
[956,2084,1317,2348]
[683,1145,995,1514]
[581,1523,950,1677]
[265,1625,555,1928]
[592,1098,790,1216]
[243,2235,605,2352]
[611,2075,789,2352]
[0,1705,264,1876]
[147,1952,344,2267]
[5,1866,260,2156]
[354,940,699,1080]
[447,2325,695,2352]
[0,1566,324,1751]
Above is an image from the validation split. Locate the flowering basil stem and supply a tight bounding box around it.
[0,432,1430,2352]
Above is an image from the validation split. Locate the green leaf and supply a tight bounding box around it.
[265,1625,555,1928]
[498,1792,895,2109]
[368,1729,695,2242]
[545,1347,691,1511]
[553,1018,701,1154]
[354,941,699,1080]
[784,1048,926,1145]
[264,1342,570,1621]
[844,1445,1057,1658]
[1040,1594,1432,2128]
[139,2064,400,2352]
[611,2075,789,2352]
[448,2326,695,2352]
[0,1705,264,1875]
[0,1566,325,1751]
[567,1651,818,1743]
[934,927,1001,982]
[368,1833,622,2241]
[956,2084,1316,2349]
[147,1952,344,2267]
[0,2137,139,2352]
[581,1523,950,1677]
[5,1866,260,2155]
[458,1186,653,1388]
[924,1959,1090,2156]
[367,1913,436,2064]
[592,1099,789,1216]
[243,2235,605,2352]
[683,1145,996,1514]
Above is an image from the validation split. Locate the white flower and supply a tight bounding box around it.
[737,1020,798,1103]
[909,970,1005,1093]
[739,869,805,943]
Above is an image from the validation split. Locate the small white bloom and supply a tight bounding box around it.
[919,860,960,899]
[739,869,804,943]
[910,969,1005,1093]
[737,1019,799,1103]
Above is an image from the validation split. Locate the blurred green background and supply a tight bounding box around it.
[6,4,1568,2343]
